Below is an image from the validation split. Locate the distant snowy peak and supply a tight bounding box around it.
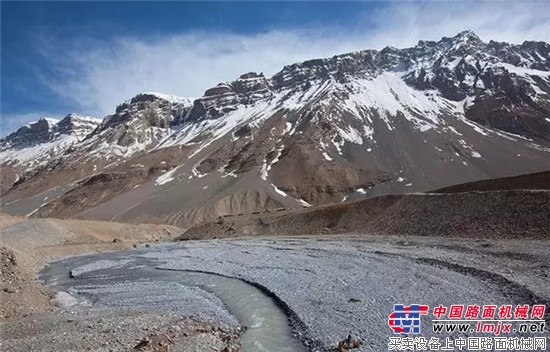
[118,92,195,111]
[186,72,272,123]
[102,92,196,129]
[72,92,198,160]
[141,92,195,106]
[180,30,550,141]
[25,117,60,128]
[268,30,549,90]
[2,118,61,149]
[1,114,102,146]
[56,113,102,139]
[0,114,101,168]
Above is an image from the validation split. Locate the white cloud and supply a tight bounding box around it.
[25,1,550,123]
[363,1,550,48]
[39,30,369,117]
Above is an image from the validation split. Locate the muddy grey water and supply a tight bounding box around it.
[39,252,307,352]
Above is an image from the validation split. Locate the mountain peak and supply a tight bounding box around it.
[26,117,59,129]
[140,92,194,106]
[454,30,480,41]
[439,30,482,47]
[56,113,101,139]
[60,113,101,123]
[1,118,58,147]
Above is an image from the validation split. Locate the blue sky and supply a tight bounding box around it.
[1,1,549,135]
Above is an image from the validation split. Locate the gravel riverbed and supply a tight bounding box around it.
[5,234,549,351]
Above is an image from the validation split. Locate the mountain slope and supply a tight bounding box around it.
[1,31,549,228]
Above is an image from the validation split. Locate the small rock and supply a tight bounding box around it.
[337,336,364,351]
[3,286,16,293]
[52,291,78,308]
[222,347,239,352]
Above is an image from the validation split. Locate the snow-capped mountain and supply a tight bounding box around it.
[1,31,549,227]
[0,114,101,168]
[76,92,195,159]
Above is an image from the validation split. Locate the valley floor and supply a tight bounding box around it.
[2,225,548,351]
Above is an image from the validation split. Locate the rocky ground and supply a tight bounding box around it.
[1,310,241,352]
[14,234,550,352]
[0,246,50,320]
[0,214,242,352]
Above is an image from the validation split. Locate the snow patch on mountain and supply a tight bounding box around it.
[271,184,288,197]
[160,97,280,151]
[155,166,180,186]
[0,136,74,169]
[267,145,284,171]
[342,74,449,132]
[298,199,312,207]
[143,92,195,106]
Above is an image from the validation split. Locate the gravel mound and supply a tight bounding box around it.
[181,190,550,240]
